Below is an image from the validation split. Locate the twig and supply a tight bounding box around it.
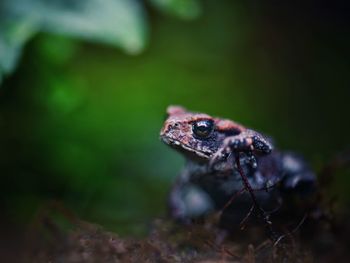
[240,205,255,230]
[221,182,279,213]
[273,213,308,247]
[204,239,241,259]
[221,188,246,212]
[234,154,279,243]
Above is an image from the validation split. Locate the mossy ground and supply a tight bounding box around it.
[21,202,349,263]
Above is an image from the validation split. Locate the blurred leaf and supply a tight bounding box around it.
[149,0,201,20]
[0,16,39,83]
[0,0,148,84]
[37,0,148,54]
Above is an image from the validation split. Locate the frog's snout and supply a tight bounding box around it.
[160,123,170,138]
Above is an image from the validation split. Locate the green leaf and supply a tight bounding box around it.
[0,16,39,80]
[40,0,148,54]
[149,0,201,20]
[0,0,148,84]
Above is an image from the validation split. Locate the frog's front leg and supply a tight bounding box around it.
[210,129,273,169]
[168,168,215,222]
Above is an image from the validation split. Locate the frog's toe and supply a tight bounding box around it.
[230,138,249,150]
[209,148,230,167]
[252,136,273,154]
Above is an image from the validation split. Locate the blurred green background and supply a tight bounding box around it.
[0,0,349,237]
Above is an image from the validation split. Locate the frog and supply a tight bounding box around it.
[160,105,317,230]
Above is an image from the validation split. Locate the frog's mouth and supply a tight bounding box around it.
[160,136,212,160]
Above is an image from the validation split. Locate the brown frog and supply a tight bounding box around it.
[160,106,316,229]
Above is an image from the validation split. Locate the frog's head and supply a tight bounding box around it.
[160,106,244,162]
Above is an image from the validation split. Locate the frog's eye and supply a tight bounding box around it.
[192,120,214,139]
